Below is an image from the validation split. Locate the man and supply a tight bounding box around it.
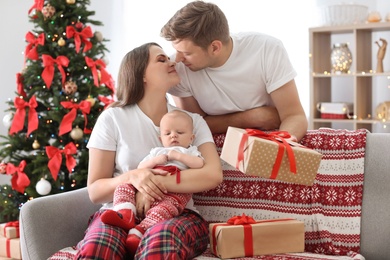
[161,1,307,141]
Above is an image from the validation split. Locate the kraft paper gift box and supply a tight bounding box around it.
[210,215,305,259]
[0,222,19,239]
[0,237,21,259]
[220,127,322,186]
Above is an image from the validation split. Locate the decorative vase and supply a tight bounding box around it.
[331,43,352,73]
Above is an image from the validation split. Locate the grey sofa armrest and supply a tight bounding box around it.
[19,187,100,260]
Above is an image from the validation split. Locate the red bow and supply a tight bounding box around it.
[28,0,44,14]
[98,95,114,109]
[16,73,26,97]
[85,57,112,87]
[41,54,69,89]
[46,142,77,180]
[6,161,30,194]
[58,101,91,135]
[227,214,256,225]
[25,32,45,61]
[9,96,38,136]
[66,26,93,53]
[237,129,296,179]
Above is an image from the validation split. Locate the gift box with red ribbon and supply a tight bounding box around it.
[0,222,20,239]
[0,236,21,260]
[220,127,322,186]
[210,214,305,258]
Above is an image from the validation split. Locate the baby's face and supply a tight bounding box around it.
[160,113,194,148]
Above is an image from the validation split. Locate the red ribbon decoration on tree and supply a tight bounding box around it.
[66,26,93,53]
[5,161,30,194]
[58,100,91,136]
[9,96,38,136]
[16,73,26,97]
[28,0,44,14]
[85,57,112,87]
[25,32,45,61]
[41,54,69,89]
[46,142,77,181]
[237,129,296,179]
[98,95,114,109]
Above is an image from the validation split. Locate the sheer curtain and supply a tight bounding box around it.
[110,1,320,116]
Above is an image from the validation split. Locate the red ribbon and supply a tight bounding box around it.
[85,57,112,87]
[154,165,181,184]
[3,221,20,238]
[98,95,114,109]
[211,215,295,257]
[46,142,77,181]
[6,238,11,257]
[16,73,26,97]
[58,101,91,135]
[5,161,30,194]
[28,0,44,14]
[66,26,93,53]
[9,96,38,136]
[41,54,69,89]
[25,32,45,61]
[237,129,296,179]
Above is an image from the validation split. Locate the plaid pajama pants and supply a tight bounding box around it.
[75,209,209,259]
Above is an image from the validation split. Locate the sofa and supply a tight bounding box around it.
[19,128,390,260]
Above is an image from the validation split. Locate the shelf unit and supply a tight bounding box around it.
[309,22,390,132]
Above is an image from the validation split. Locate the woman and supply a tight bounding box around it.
[74,42,223,259]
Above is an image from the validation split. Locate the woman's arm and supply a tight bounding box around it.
[87,148,168,204]
[156,142,223,193]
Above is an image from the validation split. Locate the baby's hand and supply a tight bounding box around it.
[167,150,179,161]
[155,154,168,165]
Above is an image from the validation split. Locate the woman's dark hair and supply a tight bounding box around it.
[160,1,230,50]
[109,42,161,108]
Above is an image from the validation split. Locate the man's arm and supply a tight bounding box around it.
[172,96,281,134]
[270,79,308,142]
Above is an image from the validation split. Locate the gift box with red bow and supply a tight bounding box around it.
[0,236,21,259]
[210,214,305,258]
[220,127,322,186]
[0,222,19,239]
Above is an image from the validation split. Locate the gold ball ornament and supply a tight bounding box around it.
[66,0,76,4]
[94,31,103,42]
[70,126,83,141]
[42,4,56,19]
[32,140,40,149]
[58,38,66,47]
[86,96,96,106]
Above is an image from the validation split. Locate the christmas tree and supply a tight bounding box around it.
[0,0,115,222]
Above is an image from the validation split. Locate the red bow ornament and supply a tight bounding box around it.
[6,161,30,194]
[9,96,38,135]
[46,142,77,181]
[85,57,112,87]
[25,32,45,61]
[28,0,44,14]
[98,95,114,109]
[66,26,93,53]
[58,101,91,136]
[237,129,297,179]
[41,54,69,89]
[16,73,26,97]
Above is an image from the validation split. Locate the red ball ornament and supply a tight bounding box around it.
[63,81,78,95]
[0,162,7,174]
[75,22,84,30]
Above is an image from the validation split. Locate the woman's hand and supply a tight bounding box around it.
[129,168,168,202]
[135,191,152,219]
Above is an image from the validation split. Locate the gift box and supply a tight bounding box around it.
[0,237,21,260]
[210,215,305,258]
[316,102,353,119]
[0,222,19,239]
[220,127,322,186]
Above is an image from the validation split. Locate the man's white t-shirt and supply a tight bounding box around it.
[87,103,213,210]
[168,32,297,115]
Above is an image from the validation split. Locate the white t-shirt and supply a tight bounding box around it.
[168,32,297,115]
[140,145,202,171]
[87,103,213,210]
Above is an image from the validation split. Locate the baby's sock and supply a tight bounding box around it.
[126,225,145,257]
[101,202,136,231]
